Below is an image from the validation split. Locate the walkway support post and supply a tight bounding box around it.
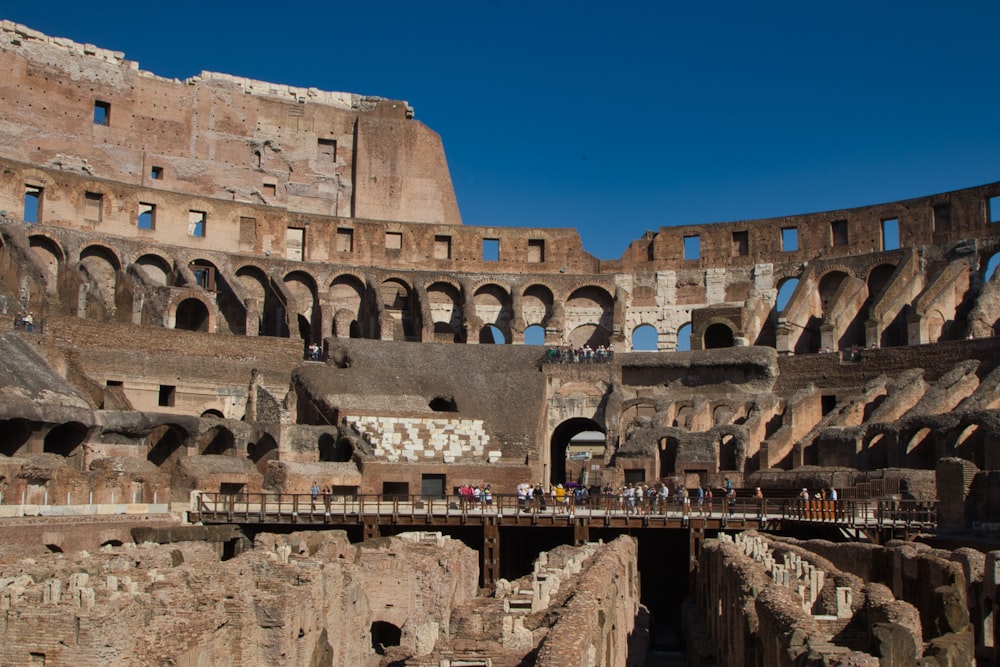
[483,516,500,590]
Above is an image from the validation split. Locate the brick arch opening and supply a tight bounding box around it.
[248,433,278,473]
[550,418,604,487]
[631,323,658,351]
[199,426,236,456]
[318,433,353,462]
[704,322,735,349]
[44,422,88,470]
[329,274,368,338]
[370,621,401,655]
[567,323,610,348]
[175,297,210,332]
[522,284,554,328]
[479,323,505,344]
[0,418,32,456]
[147,424,188,468]
[427,281,463,343]
[380,278,418,341]
[134,253,173,286]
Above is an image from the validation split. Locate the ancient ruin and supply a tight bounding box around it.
[1,19,1000,665]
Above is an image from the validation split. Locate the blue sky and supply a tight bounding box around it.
[7,2,1000,259]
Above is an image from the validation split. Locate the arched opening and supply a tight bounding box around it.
[284,271,319,343]
[237,265,283,337]
[43,422,88,469]
[985,252,1000,282]
[370,621,402,655]
[318,434,353,463]
[135,254,172,285]
[567,324,611,348]
[79,245,121,312]
[0,418,33,456]
[427,281,463,343]
[676,323,692,352]
[775,278,799,312]
[201,409,224,419]
[631,324,658,351]
[175,298,210,332]
[953,423,985,468]
[247,433,278,473]
[868,263,905,347]
[522,284,554,329]
[329,275,368,339]
[659,436,680,477]
[45,544,64,553]
[147,424,187,467]
[100,539,124,548]
[474,283,512,342]
[199,426,236,456]
[703,323,735,349]
[866,433,887,469]
[429,396,458,412]
[905,427,934,469]
[550,418,604,487]
[524,324,545,346]
[479,324,505,344]
[719,433,739,470]
[29,235,63,284]
[381,278,418,341]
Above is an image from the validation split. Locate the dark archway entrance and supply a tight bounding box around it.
[370,621,401,655]
[703,323,735,349]
[44,422,88,469]
[175,298,209,331]
[0,418,33,456]
[549,418,604,487]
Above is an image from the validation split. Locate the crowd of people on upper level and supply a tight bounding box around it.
[543,344,615,364]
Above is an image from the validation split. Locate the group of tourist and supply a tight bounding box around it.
[13,311,34,332]
[457,483,494,508]
[799,486,838,501]
[543,344,614,364]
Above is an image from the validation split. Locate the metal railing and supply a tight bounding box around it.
[194,492,937,531]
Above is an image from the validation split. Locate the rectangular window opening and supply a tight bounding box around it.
[93,100,110,126]
[831,220,849,246]
[385,231,403,251]
[434,235,451,260]
[821,394,837,415]
[150,165,163,180]
[106,379,123,387]
[188,210,206,237]
[337,227,354,253]
[624,469,646,485]
[137,203,156,230]
[84,192,103,223]
[731,231,748,257]
[988,196,1000,224]
[932,204,951,232]
[239,217,257,249]
[262,183,277,197]
[286,227,305,261]
[683,235,700,260]
[158,385,176,407]
[317,138,337,162]
[882,218,900,250]
[781,227,799,252]
[483,238,500,261]
[528,239,545,263]
[23,185,42,224]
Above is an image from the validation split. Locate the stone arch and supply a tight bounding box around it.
[524,324,546,346]
[631,323,658,351]
[427,281,464,343]
[620,400,657,438]
[283,270,320,343]
[867,263,905,347]
[565,285,614,336]
[134,253,173,286]
[172,296,212,332]
[0,418,33,456]
[247,433,278,473]
[479,323,506,344]
[201,409,224,419]
[567,323,611,348]
[318,433,354,462]
[79,244,122,315]
[984,250,1000,282]
[904,426,935,469]
[199,425,236,456]
[329,273,368,338]
[380,277,418,341]
[147,424,188,468]
[818,271,850,315]
[867,263,898,301]
[775,278,799,312]
[473,283,513,342]
[43,422,88,470]
[236,264,283,336]
[29,233,64,284]
[370,621,402,655]
[952,422,986,469]
[677,323,692,352]
[522,283,555,327]
[703,322,736,349]
[550,418,604,486]
[187,258,219,290]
